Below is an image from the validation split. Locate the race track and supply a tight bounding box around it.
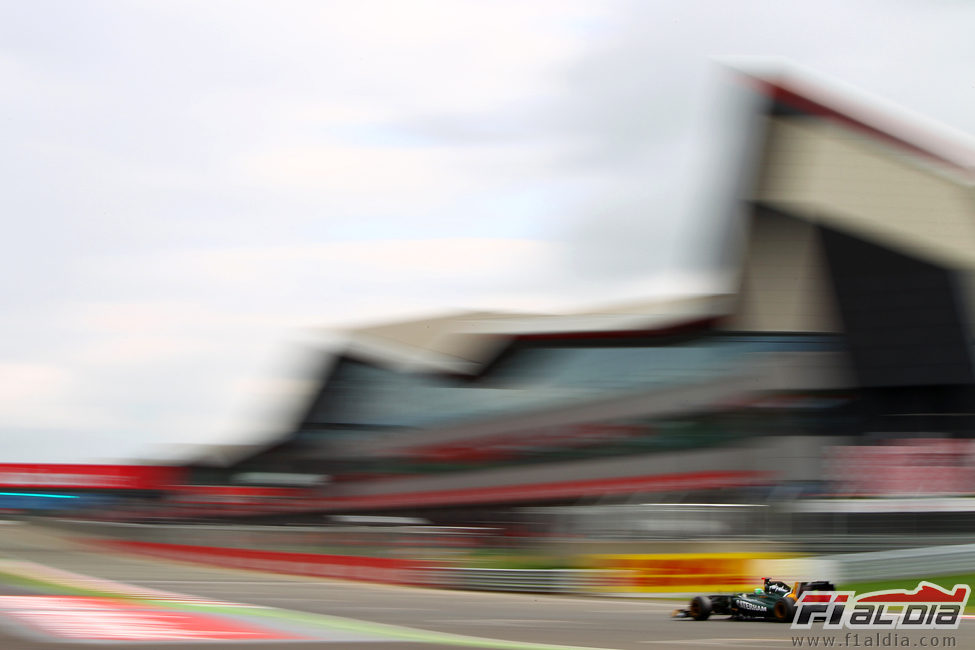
[0,522,968,650]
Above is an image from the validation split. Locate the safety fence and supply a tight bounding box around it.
[35,519,975,596]
[92,538,429,586]
[817,542,975,584]
[424,567,611,593]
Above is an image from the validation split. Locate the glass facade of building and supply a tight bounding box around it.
[285,332,852,481]
[304,334,841,433]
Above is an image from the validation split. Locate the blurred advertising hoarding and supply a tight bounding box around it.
[0,464,184,490]
[584,552,802,594]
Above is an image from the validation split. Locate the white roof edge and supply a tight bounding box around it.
[343,334,486,375]
[328,294,735,375]
[729,60,975,172]
[462,294,734,335]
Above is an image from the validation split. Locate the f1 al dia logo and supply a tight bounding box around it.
[792,582,970,630]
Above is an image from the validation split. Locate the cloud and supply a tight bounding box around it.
[5,0,975,462]
[0,238,568,456]
[0,363,71,416]
[237,145,469,202]
[77,238,564,320]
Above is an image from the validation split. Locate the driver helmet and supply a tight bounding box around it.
[754,588,764,595]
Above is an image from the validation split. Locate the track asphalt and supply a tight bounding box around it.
[0,522,970,650]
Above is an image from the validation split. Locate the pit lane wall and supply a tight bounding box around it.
[49,517,975,596]
[82,536,810,595]
[35,519,833,596]
[93,538,431,585]
[52,519,975,595]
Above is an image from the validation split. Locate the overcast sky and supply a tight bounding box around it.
[3,0,975,464]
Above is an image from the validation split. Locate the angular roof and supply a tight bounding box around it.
[735,65,975,174]
[336,294,731,376]
[342,310,518,374]
[741,68,975,269]
[725,67,975,339]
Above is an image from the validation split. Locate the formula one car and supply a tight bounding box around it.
[672,578,837,623]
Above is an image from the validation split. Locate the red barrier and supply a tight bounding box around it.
[94,539,431,586]
[0,464,183,490]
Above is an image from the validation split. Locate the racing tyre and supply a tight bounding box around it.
[689,596,712,621]
[773,597,796,623]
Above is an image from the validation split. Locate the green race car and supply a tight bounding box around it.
[672,578,837,623]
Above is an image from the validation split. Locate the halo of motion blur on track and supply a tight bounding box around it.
[672,577,838,622]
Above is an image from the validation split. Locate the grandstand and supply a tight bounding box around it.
[181,68,975,525]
